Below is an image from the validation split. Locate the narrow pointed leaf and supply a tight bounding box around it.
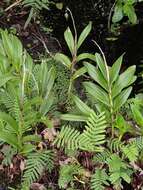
[95,53,107,80]
[113,87,132,111]
[77,53,95,62]
[54,53,71,68]
[73,95,93,115]
[110,54,124,84]
[84,82,109,106]
[72,67,87,80]
[77,22,92,49]
[64,27,75,55]
[61,114,88,122]
[85,63,108,90]
[112,65,136,98]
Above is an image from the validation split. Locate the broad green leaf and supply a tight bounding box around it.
[112,2,124,23]
[54,53,71,68]
[77,22,92,49]
[77,53,95,62]
[22,135,41,143]
[0,112,18,132]
[72,67,87,80]
[61,114,88,122]
[21,144,36,154]
[85,63,108,90]
[64,27,75,55]
[95,53,107,80]
[44,66,56,99]
[1,30,14,62]
[112,65,136,98]
[73,95,93,115]
[123,4,137,24]
[110,54,124,84]
[131,104,143,126]
[84,82,110,106]
[0,131,18,148]
[113,87,132,111]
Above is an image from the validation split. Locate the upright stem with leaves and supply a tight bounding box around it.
[55,9,95,98]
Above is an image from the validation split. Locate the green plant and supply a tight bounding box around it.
[107,154,132,189]
[22,150,54,188]
[1,145,16,166]
[91,169,109,190]
[55,9,95,98]
[0,30,56,153]
[58,163,84,189]
[109,0,143,35]
[84,52,136,136]
[114,114,133,140]
[54,95,107,152]
[0,29,57,189]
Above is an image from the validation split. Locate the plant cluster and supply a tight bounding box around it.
[0,14,142,190]
[110,0,143,35]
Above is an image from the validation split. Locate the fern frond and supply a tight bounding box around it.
[130,136,143,151]
[22,0,50,10]
[108,138,124,153]
[80,112,107,151]
[54,112,107,152]
[91,169,109,190]
[122,144,139,162]
[54,125,81,150]
[93,150,111,164]
[22,150,54,188]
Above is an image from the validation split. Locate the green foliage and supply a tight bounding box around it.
[58,163,84,189]
[91,169,109,190]
[110,0,143,35]
[0,30,55,153]
[122,143,139,162]
[84,53,136,136]
[22,150,54,188]
[114,114,133,140]
[55,19,95,97]
[107,154,132,187]
[1,145,16,166]
[54,99,107,152]
[112,0,137,24]
[22,0,50,29]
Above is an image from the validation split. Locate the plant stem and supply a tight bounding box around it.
[92,40,114,137]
